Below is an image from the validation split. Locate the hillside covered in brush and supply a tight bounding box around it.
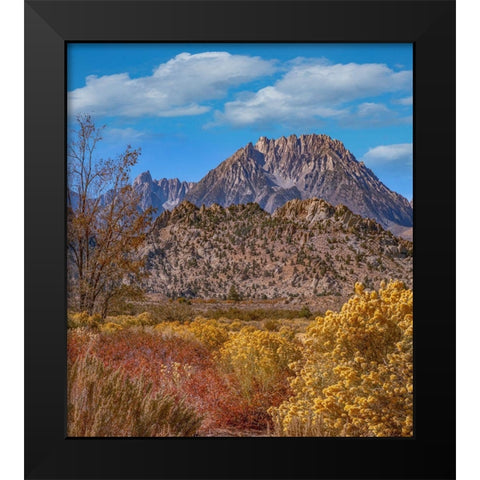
[142,198,412,301]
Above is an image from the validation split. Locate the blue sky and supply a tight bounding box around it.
[67,43,413,199]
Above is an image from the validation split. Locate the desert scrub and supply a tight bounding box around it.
[217,328,301,401]
[225,320,243,331]
[263,318,280,331]
[150,301,195,323]
[67,354,202,437]
[153,318,229,351]
[269,281,413,437]
[67,328,99,363]
[215,327,302,430]
[68,311,155,330]
[186,317,229,350]
[67,311,101,329]
[99,322,124,333]
[111,312,156,327]
[67,327,243,434]
[206,307,321,322]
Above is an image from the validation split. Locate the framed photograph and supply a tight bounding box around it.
[25,0,455,478]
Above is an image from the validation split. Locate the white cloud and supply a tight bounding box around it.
[361,143,413,167]
[394,95,413,106]
[105,127,146,141]
[211,86,347,128]
[214,61,412,127]
[357,102,392,117]
[339,102,411,128]
[68,52,276,118]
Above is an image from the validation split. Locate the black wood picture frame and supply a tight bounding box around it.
[25,1,455,479]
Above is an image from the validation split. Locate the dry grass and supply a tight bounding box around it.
[67,354,202,437]
[270,414,326,437]
[67,321,299,435]
[67,284,412,437]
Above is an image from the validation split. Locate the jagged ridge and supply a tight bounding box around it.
[133,171,195,215]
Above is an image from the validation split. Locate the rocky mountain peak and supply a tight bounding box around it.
[184,133,412,238]
[254,133,350,159]
[133,170,153,186]
[133,172,195,216]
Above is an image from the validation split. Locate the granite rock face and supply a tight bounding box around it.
[132,171,195,215]
[184,134,412,238]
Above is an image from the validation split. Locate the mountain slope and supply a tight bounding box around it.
[184,134,412,236]
[142,198,412,301]
[133,171,195,215]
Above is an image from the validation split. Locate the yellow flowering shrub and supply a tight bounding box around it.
[67,311,101,329]
[107,312,156,327]
[68,312,156,329]
[226,320,243,331]
[153,318,229,350]
[153,320,181,332]
[217,328,301,401]
[263,319,280,331]
[153,321,198,344]
[269,281,413,437]
[99,322,124,333]
[186,317,229,350]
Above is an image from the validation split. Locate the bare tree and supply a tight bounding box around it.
[67,115,154,317]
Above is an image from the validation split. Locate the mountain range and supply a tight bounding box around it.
[133,172,195,213]
[133,134,413,239]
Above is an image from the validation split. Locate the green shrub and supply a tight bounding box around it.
[298,305,313,318]
[206,307,319,322]
[150,302,195,323]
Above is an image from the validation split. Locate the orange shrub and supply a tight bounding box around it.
[67,327,242,434]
